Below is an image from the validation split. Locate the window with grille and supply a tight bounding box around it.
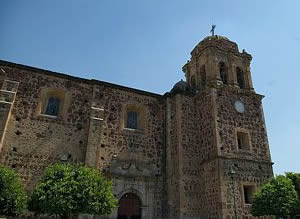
[126,111,138,129]
[45,97,60,116]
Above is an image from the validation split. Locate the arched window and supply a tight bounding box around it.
[219,62,228,85]
[124,105,146,131]
[236,67,245,89]
[45,97,60,116]
[126,111,138,129]
[118,193,141,219]
[190,75,196,89]
[200,65,206,88]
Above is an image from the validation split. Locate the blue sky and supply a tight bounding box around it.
[1,0,299,174]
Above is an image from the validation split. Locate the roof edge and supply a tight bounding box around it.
[0,59,162,98]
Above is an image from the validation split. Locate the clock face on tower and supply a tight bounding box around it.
[234,100,245,113]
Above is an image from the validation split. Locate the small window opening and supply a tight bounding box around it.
[126,111,138,129]
[236,67,245,89]
[219,62,228,84]
[45,97,60,116]
[237,131,250,150]
[243,185,255,204]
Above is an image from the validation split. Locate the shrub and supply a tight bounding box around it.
[0,165,27,216]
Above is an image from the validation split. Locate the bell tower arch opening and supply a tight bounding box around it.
[117,193,142,219]
[200,65,206,88]
[182,36,254,90]
[219,61,228,85]
[236,67,245,89]
[190,74,196,90]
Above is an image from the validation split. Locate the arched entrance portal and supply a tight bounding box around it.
[117,193,141,219]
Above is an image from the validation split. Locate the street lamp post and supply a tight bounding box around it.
[229,166,237,219]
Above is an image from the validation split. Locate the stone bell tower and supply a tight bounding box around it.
[166,35,273,218]
[182,35,254,91]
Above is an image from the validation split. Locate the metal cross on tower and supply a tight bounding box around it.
[210,24,216,36]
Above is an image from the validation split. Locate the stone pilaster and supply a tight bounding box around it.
[85,85,104,168]
[206,52,221,87]
[246,66,254,91]
[85,106,104,168]
[175,94,184,217]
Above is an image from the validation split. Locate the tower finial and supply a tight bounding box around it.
[210,24,216,36]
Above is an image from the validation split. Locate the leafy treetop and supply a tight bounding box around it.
[251,175,298,217]
[286,172,300,216]
[29,163,117,218]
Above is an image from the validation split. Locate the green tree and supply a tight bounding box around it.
[0,165,27,217]
[286,172,300,217]
[29,163,117,219]
[251,175,298,218]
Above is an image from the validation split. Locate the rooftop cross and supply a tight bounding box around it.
[210,24,216,36]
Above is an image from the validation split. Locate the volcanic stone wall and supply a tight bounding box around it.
[215,86,273,218]
[165,95,181,218]
[0,63,92,190]
[92,84,164,174]
[216,87,271,159]
[0,60,274,219]
[166,86,273,219]
[0,61,165,210]
[192,89,223,218]
[91,83,166,218]
[166,89,223,219]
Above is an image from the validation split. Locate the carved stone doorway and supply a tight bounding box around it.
[117,193,141,219]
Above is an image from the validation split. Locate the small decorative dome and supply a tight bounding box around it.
[171,79,188,93]
[191,35,239,56]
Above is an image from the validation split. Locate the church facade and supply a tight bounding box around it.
[0,36,273,219]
